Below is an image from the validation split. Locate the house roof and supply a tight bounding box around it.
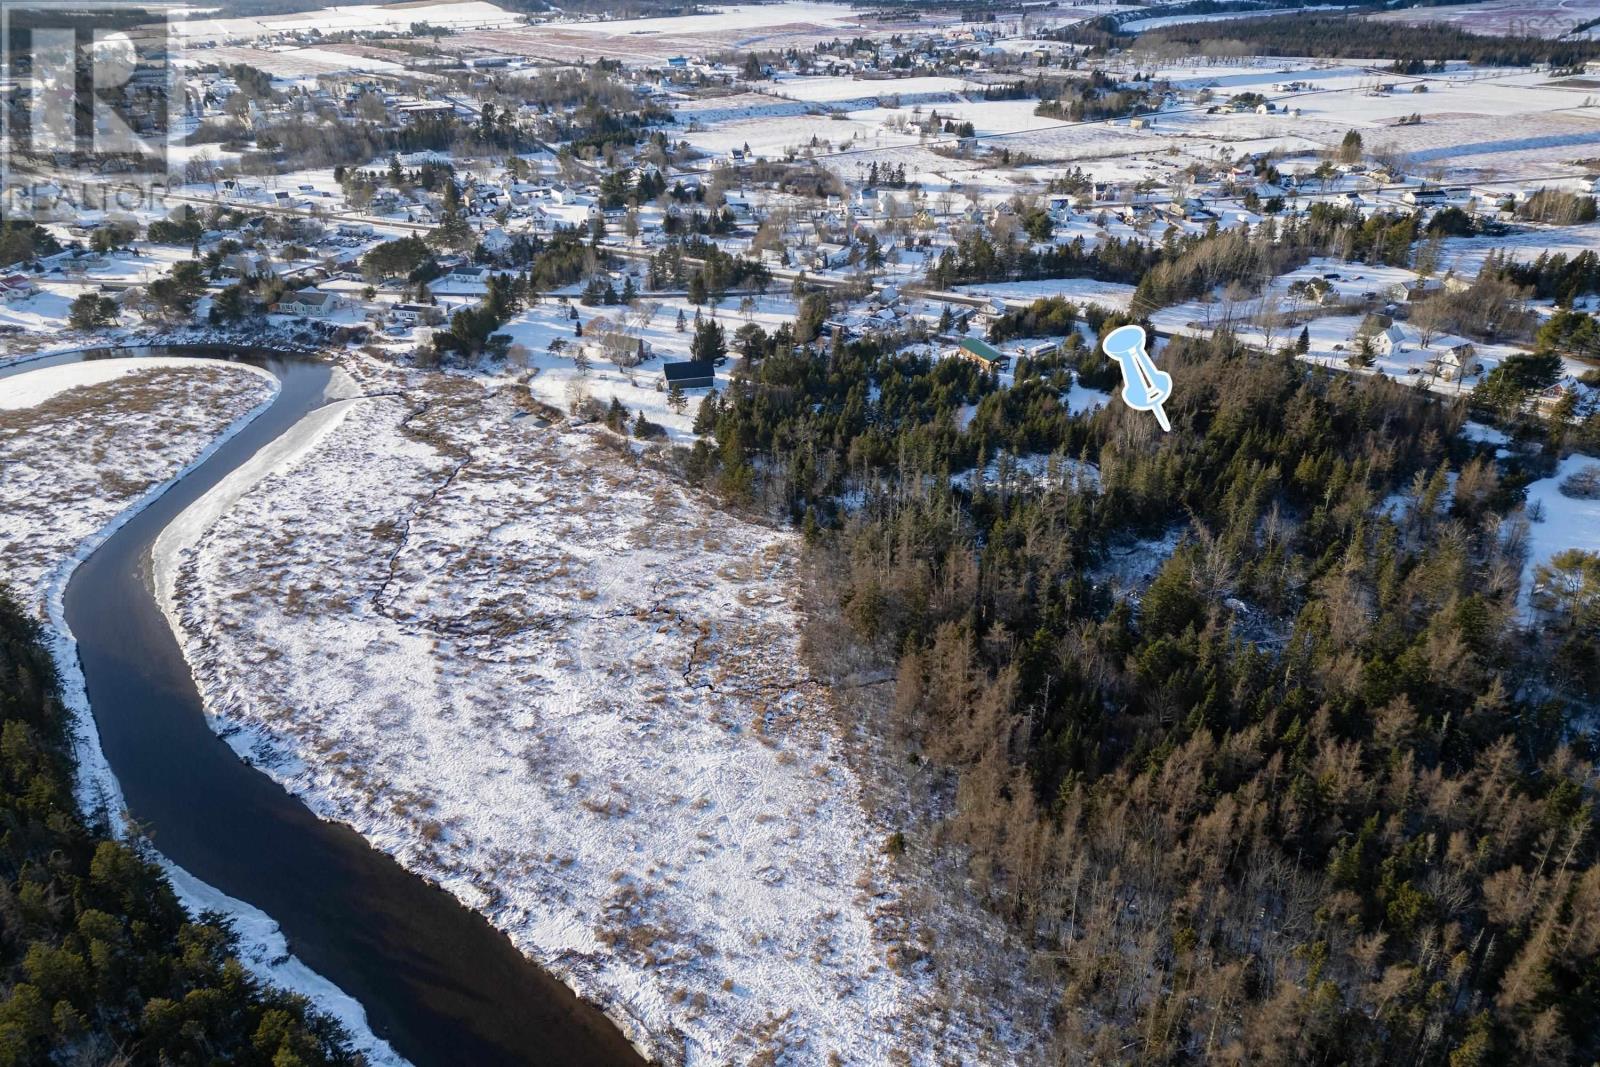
[663,360,715,384]
[958,337,1005,364]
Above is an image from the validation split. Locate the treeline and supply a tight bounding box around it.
[1516,188,1599,226]
[646,240,772,297]
[1132,204,1423,312]
[927,232,1164,288]
[1034,70,1155,122]
[687,324,1600,1065]
[1491,248,1600,305]
[1140,14,1600,66]
[0,221,60,269]
[0,587,359,1066]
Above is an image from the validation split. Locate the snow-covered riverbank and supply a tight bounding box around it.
[0,355,406,1066]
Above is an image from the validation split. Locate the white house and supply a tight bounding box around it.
[479,226,513,255]
[0,274,37,302]
[391,302,447,327]
[1373,323,1414,356]
[974,296,1009,331]
[275,289,344,318]
[1429,336,1478,381]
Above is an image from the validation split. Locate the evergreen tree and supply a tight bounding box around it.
[691,318,726,365]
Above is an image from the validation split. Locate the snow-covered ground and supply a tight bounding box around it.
[767,74,982,104]
[165,361,1026,1066]
[567,1,856,37]
[954,277,1137,312]
[0,356,404,1066]
[496,290,805,442]
[0,358,275,613]
[174,0,521,43]
[1522,452,1600,613]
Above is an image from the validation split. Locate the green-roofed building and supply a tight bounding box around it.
[956,337,1007,368]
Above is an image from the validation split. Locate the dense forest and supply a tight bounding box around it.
[0,588,359,1066]
[1136,14,1600,67]
[684,303,1600,1063]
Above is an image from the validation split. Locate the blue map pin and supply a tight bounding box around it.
[1102,325,1172,432]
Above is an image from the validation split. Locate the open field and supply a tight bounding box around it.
[0,359,276,615]
[165,362,1039,1066]
[452,2,951,66]
[1369,0,1600,37]
[174,0,521,43]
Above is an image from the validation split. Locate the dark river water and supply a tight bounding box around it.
[4,346,647,1067]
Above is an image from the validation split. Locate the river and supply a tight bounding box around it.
[4,346,647,1067]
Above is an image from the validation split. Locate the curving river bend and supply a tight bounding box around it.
[6,347,647,1067]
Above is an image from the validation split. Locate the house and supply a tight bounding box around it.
[810,242,851,269]
[479,226,513,255]
[1386,279,1443,303]
[1373,323,1413,356]
[0,274,36,302]
[431,265,492,297]
[955,337,1008,369]
[274,289,344,318]
[1430,337,1478,380]
[1402,186,1447,206]
[663,360,715,389]
[221,252,274,278]
[1164,199,1218,223]
[391,302,447,326]
[974,297,1008,331]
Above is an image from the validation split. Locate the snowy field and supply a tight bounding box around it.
[164,362,1030,1066]
[174,1,521,43]
[1369,0,1600,38]
[566,1,856,37]
[767,74,984,104]
[1522,452,1600,613]
[198,43,408,77]
[452,1,944,65]
[1443,219,1600,275]
[0,359,274,615]
[954,277,1138,313]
